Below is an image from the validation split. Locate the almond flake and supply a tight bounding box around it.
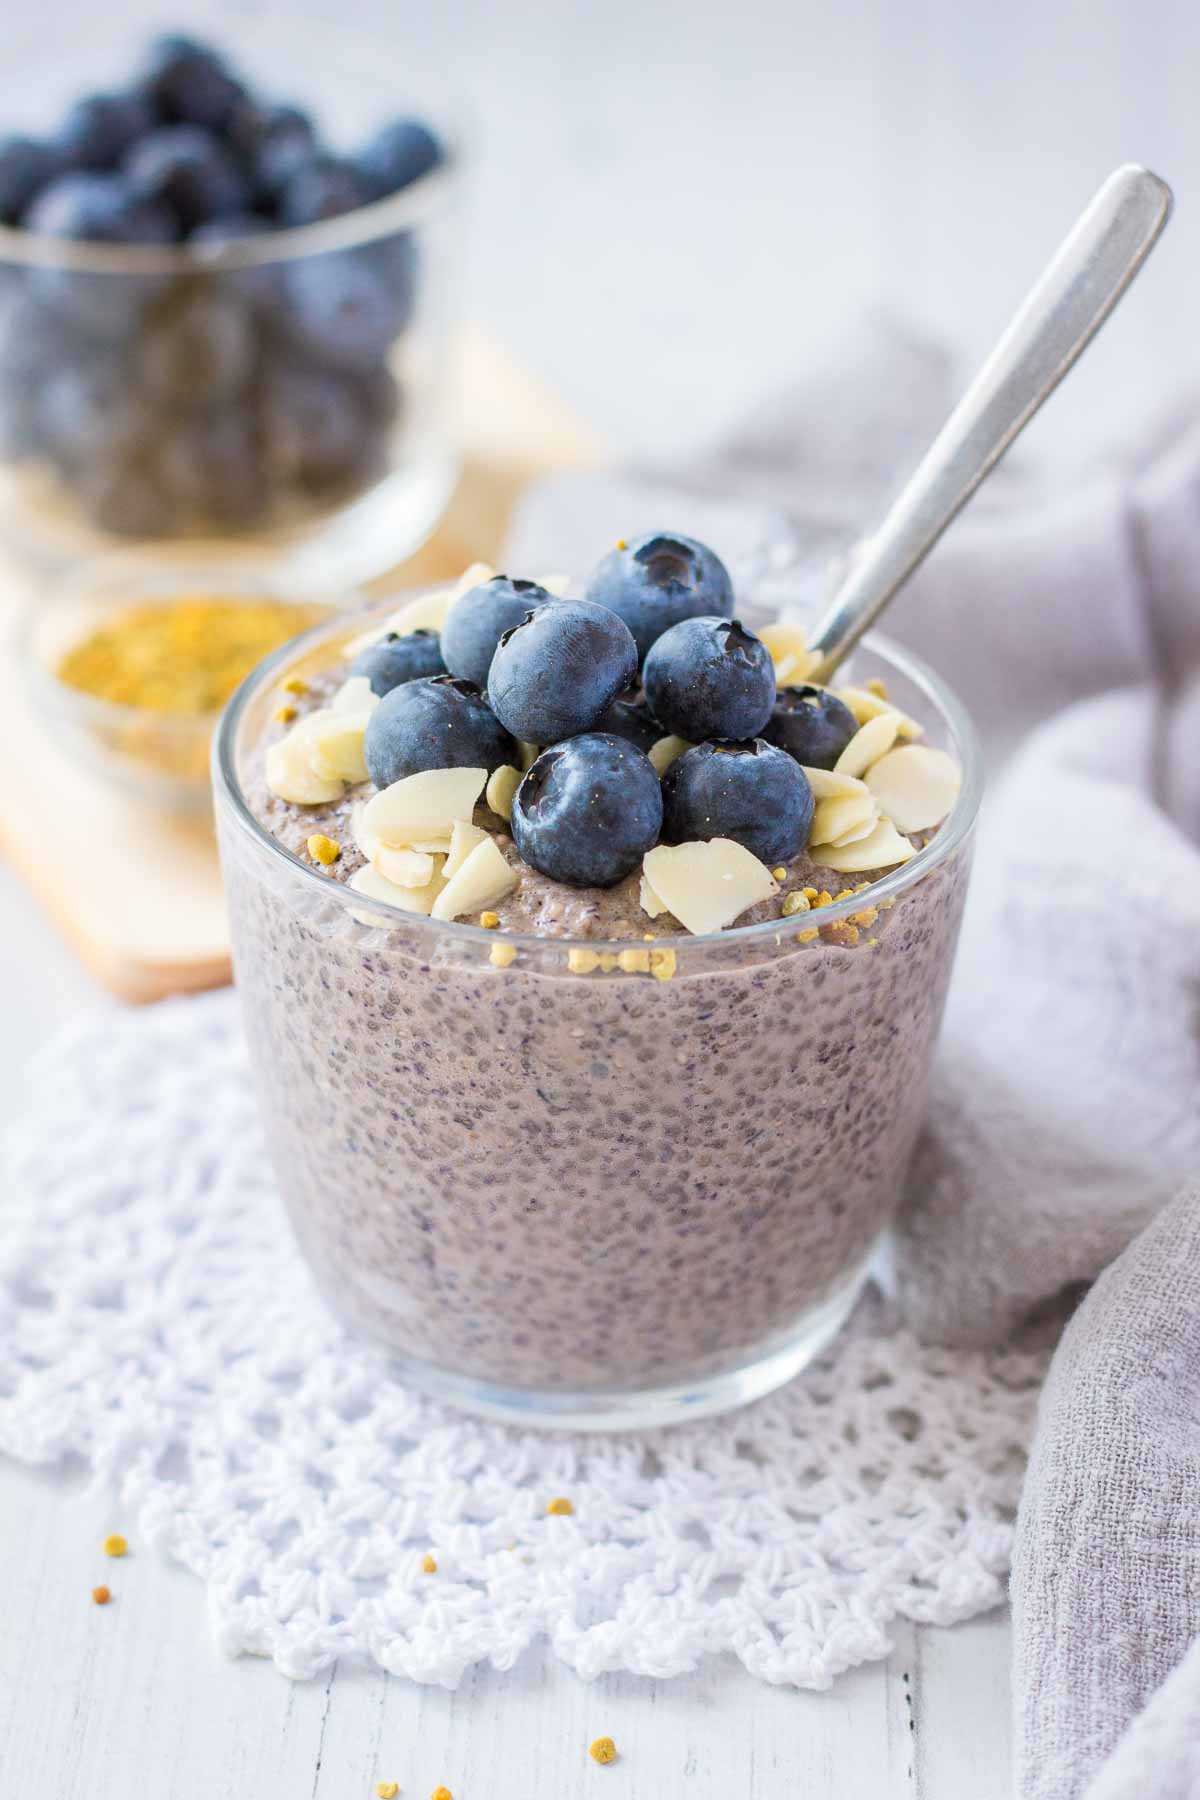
[836,684,923,740]
[800,766,872,801]
[758,619,819,688]
[349,862,441,926]
[485,764,522,822]
[834,712,901,778]
[649,735,690,777]
[537,571,571,596]
[362,767,487,847]
[864,745,962,832]
[332,675,379,714]
[431,836,518,921]
[642,839,778,936]
[810,791,877,848]
[373,845,437,888]
[265,718,345,805]
[518,740,540,772]
[343,564,497,660]
[814,816,915,873]
[442,819,489,879]
[308,711,372,784]
[640,875,668,919]
[829,813,882,848]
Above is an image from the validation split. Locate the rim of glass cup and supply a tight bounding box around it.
[0,134,462,278]
[213,596,984,955]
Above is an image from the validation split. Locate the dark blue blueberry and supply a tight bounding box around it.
[593,690,661,754]
[488,598,638,745]
[38,359,131,470]
[761,683,859,771]
[661,739,814,865]
[511,734,663,888]
[135,288,255,409]
[259,360,376,492]
[125,126,246,231]
[237,103,318,205]
[352,631,445,696]
[642,616,775,744]
[140,35,243,129]
[80,452,178,537]
[278,154,368,227]
[25,170,175,244]
[158,413,269,528]
[0,136,59,221]
[57,91,154,171]
[280,252,400,372]
[364,675,517,788]
[585,531,734,663]
[185,215,280,311]
[357,119,442,199]
[441,576,554,690]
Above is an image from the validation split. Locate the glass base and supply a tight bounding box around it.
[372,1246,877,1433]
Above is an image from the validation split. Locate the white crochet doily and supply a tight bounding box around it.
[0,993,1047,1687]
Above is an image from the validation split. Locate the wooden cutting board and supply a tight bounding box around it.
[0,325,605,1002]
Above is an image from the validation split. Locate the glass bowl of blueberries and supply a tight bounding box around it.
[0,21,462,584]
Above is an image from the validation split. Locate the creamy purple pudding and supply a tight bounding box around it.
[216,539,978,1424]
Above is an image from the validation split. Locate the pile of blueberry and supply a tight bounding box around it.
[0,33,444,535]
[355,532,862,888]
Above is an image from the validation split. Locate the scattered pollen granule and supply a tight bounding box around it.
[307,834,341,865]
[431,1787,453,1800]
[376,1784,399,1798]
[589,1736,619,1765]
[91,1585,111,1605]
[420,1553,438,1574]
[103,1533,128,1558]
[546,1496,574,1516]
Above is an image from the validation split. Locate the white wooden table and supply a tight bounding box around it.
[7,0,1199,1783]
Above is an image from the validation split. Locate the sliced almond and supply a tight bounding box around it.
[864,745,961,833]
[332,675,379,714]
[518,740,540,772]
[811,790,878,848]
[431,837,518,921]
[649,735,690,777]
[485,764,522,822]
[643,839,778,936]
[801,765,872,801]
[537,571,571,596]
[443,818,489,879]
[362,767,487,847]
[373,845,436,888]
[308,711,372,785]
[758,619,819,688]
[836,684,923,740]
[265,715,346,805]
[349,862,441,925]
[813,816,915,874]
[640,875,668,919]
[343,563,497,660]
[829,812,882,848]
[834,712,901,778]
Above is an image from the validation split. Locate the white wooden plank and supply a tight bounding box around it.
[913,1612,1014,1800]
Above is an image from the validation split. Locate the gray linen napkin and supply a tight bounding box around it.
[505,315,1200,1796]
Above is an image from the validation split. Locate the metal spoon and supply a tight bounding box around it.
[806,164,1173,683]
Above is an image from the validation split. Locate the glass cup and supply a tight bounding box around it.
[214,599,982,1429]
[0,17,462,586]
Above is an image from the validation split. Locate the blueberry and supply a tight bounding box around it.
[25,171,175,244]
[259,360,378,492]
[140,35,243,129]
[278,154,368,227]
[642,617,775,744]
[761,683,859,771]
[158,413,269,528]
[441,576,554,690]
[585,531,734,663]
[135,288,255,410]
[661,740,814,865]
[488,599,638,745]
[0,136,58,221]
[38,360,131,471]
[80,451,178,537]
[357,119,442,199]
[511,734,663,888]
[351,630,446,696]
[364,675,517,788]
[280,252,400,371]
[237,104,318,205]
[593,690,661,754]
[125,126,246,231]
[186,216,280,312]
[57,92,154,171]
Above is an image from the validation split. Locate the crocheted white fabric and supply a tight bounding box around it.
[0,992,1046,1687]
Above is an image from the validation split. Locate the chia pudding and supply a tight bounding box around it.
[215,552,978,1425]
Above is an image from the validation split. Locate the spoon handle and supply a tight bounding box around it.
[807,163,1173,681]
